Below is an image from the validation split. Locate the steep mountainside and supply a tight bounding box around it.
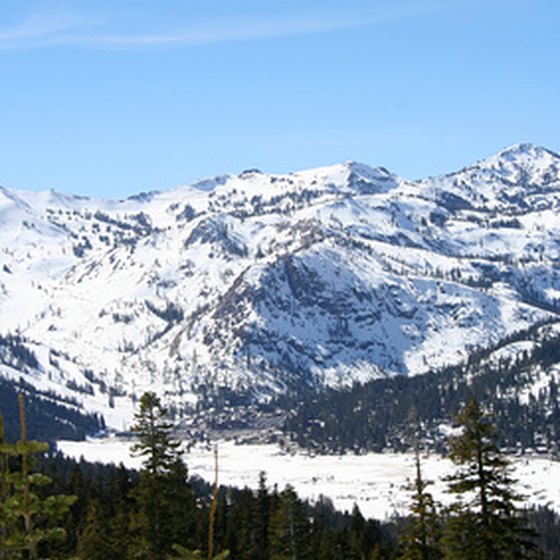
[1,143,559,430]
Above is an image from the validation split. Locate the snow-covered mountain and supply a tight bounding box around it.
[1,143,560,429]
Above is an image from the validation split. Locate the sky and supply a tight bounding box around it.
[0,0,559,199]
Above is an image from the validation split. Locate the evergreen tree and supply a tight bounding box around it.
[307,495,337,560]
[347,504,367,559]
[268,485,311,560]
[251,472,270,560]
[106,464,134,560]
[128,391,195,559]
[130,391,181,477]
[0,395,76,559]
[397,408,442,560]
[397,447,442,560]
[77,498,114,560]
[109,500,132,560]
[442,396,538,560]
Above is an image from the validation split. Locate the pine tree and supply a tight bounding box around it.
[397,447,442,560]
[0,395,76,559]
[77,498,114,560]
[167,447,228,560]
[307,495,336,560]
[250,472,270,560]
[130,391,181,477]
[442,396,538,560]
[128,391,195,559]
[347,504,367,559]
[109,500,132,560]
[106,463,134,560]
[397,408,442,560]
[268,485,311,560]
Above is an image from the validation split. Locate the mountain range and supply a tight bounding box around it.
[1,143,559,433]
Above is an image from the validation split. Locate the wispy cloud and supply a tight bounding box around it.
[0,2,445,50]
[0,13,97,48]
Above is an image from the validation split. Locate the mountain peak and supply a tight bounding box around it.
[341,161,401,194]
[1,143,560,428]
[496,142,559,162]
[342,160,392,177]
[479,143,560,185]
[191,174,230,192]
[440,142,560,191]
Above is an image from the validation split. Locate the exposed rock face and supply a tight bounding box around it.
[1,145,559,426]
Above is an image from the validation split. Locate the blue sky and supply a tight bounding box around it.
[0,0,558,199]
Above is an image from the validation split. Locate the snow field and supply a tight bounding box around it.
[57,438,560,521]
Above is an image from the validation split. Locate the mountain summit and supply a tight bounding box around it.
[0,144,559,427]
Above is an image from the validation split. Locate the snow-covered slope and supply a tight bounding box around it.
[1,144,560,428]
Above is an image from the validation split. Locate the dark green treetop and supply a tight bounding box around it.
[442,396,538,560]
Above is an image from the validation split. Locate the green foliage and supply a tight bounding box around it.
[397,408,443,560]
[442,396,538,560]
[6,446,558,560]
[244,471,270,560]
[130,391,181,476]
[3,391,557,559]
[528,506,560,558]
[76,499,114,560]
[397,455,442,560]
[0,397,76,560]
[128,392,195,559]
[268,485,311,560]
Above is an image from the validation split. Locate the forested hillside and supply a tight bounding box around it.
[281,322,560,454]
[2,392,560,559]
[0,374,104,442]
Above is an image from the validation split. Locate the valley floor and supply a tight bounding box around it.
[57,437,560,520]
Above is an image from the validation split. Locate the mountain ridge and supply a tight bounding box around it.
[0,143,559,430]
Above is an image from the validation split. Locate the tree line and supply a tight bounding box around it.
[1,392,559,559]
[281,325,560,455]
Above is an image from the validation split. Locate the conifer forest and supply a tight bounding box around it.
[1,392,559,559]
